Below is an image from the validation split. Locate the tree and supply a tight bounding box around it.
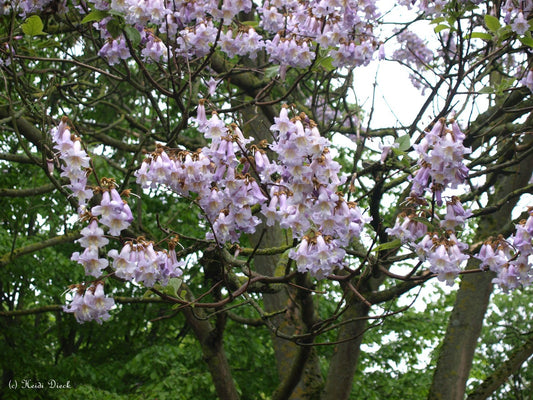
[1,1,533,399]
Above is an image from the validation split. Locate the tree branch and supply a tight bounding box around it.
[0,232,81,268]
[0,182,64,197]
[0,297,167,317]
[467,333,533,400]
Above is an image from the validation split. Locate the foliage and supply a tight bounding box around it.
[1,1,533,399]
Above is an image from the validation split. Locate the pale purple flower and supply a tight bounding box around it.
[441,196,473,230]
[386,213,428,243]
[71,248,109,278]
[64,283,115,324]
[142,36,168,62]
[108,244,136,280]
[77,219,109,249]
[520,70,533,92]
[93,188,133,236]
[511,12,530,35]
[475,242,509,272]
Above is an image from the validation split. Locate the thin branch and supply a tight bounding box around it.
[0,296,167,317]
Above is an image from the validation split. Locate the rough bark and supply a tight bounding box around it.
[182,306,240,400]
[428,260,494,400]
[321,263,391,400]
[0,232,81,268]
[467,332,533,400]
[322,300,370,400]
[428,133,533,400]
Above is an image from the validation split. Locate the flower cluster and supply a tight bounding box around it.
[91,185,134,236]
[266,107,371,277]
[411,118,471,205]
[386,209,428,244]
[265,35,315,68]
[220,27,265,60]
[50,118,183,323]
[108,239,184,287]
[61,175,134,280]
[135,104,369,278]
[98,36,131,65]
[415,232,470,285]
[135,111,267,244]
[289,233,346,279]
[71,219,109,278]
[83,0,382,72]
[50,117,94,210]
[503,0,533,32]
[6,0,61,16]
[63,282,115,324]
[475,209,533,290]
[393,30,434,91]
[387,118,472,285]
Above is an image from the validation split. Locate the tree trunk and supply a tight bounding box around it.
[322,301,369,400]
[241,103,324,399]
[182,306,240,400]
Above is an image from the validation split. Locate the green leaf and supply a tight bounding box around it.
[434,24,449,33]
[318,56,334,72]
[241,20,259,28]
[519,36,533,48]
[484,15,501,33]
[22,15,45,36]
[372,239,402,252]
[264,65,280,79]
[469,31,493,40]
[35,38,61,49]
[106,18,122,38]
[165,278,182,297]
[409,216,436,229]
[397,135,410,152]
[399,155,411,168]
[479,86,494,94]
[81,10,109,24]
[124,26,141,47]
[431,17,446,25]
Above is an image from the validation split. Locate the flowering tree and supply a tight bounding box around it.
[1,0,533,399]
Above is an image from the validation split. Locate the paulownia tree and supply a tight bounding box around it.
[1,0,533,399]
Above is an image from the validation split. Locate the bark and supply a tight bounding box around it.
[271,275,321,400]
[0,231,81,268]
[428,133,533,400]
[0,106,49,152]
[239,97,323,398]
[321,269,389,400]
[322,301,369,400]
[467,333,533,400]
[0,182,65,197]
[428,260,494,400]
[182,306,240,400]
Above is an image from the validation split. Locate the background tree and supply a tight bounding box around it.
[1,1,533,399]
